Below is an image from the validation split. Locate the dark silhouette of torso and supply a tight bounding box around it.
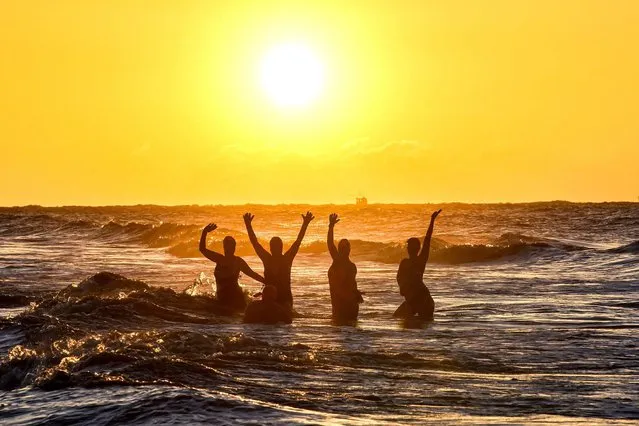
[261,253,295,308]
[395,257,433,319]
[394,209,441,320]
[328,258,360,320]
[326,213,361,322]
[199,222,265,313]
[213,256,247,310]
[243,212,314,311]
[397,257,428,299]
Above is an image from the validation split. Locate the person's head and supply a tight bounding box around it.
[223,236,236,256]
[270,237,283,255]
[262,285,278,303]
[337,238,351,258]
[406,237,420,258]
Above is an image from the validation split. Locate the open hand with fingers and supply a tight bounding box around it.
[243,213,255,225]
[329,213,340,226]
[302,211,315,224]
[203,223,217,233]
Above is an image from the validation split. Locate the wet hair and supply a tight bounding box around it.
[406,237,420,258]
[270,237,283,255]
[262,285,278,302]
[338,238,351,258]
[223,236,236,256]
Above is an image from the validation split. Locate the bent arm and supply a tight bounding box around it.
[199,229,224,263]
[245,221,270,260]
[327,224,338,260]
[239,259,265,284]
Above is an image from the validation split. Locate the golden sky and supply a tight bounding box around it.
[1,0,638,205]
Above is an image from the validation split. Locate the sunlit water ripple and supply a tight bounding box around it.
[0,203,638,424]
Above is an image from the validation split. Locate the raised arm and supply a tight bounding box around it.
[243,213,270,260]
[286,211,314,258]
[199,223,224,263]
[238,258,265,284]
[327,213,339,260]
[419,209,442,263]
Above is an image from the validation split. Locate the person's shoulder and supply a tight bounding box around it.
[230,256,246,268]
[285,249,297,259]
[262,251,274,260]
[283,252,297,263]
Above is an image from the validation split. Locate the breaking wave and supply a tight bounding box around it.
[92,221,593,264]
[607,240,639,254]
[1,214,635,265]
[0,272,521,392]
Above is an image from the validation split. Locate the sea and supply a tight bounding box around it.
[0,203,637,425]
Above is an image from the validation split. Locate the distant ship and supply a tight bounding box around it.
[355,197,368,206]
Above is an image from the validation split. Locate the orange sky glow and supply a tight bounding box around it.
[1,0,638,206]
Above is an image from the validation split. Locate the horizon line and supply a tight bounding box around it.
[1,199,637,209]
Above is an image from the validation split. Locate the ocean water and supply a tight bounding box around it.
[0,203,638,425]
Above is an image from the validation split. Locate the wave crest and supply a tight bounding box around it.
[0,273,521,392]
[0,273,316,391]
[607,240,639,254]
[2,212,629,265]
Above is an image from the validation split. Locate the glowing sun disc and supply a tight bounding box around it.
[259,43,324,108]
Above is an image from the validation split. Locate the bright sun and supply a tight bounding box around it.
[259,43,325,108]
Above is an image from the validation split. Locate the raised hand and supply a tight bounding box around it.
[243,213,255,225]
[301,211,315,224]
[329,213,340,226]
[203,223,217,233]
[431,209,442,220]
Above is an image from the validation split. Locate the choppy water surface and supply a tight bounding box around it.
[0,203,638,425]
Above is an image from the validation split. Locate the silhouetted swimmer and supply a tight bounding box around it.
[394,209,442,320]
[327,213,362,322]
[243,211,314,311]
[199,223,265,312]
[243,285,293,324]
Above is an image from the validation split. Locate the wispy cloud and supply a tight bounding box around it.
[339,138,431,157]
